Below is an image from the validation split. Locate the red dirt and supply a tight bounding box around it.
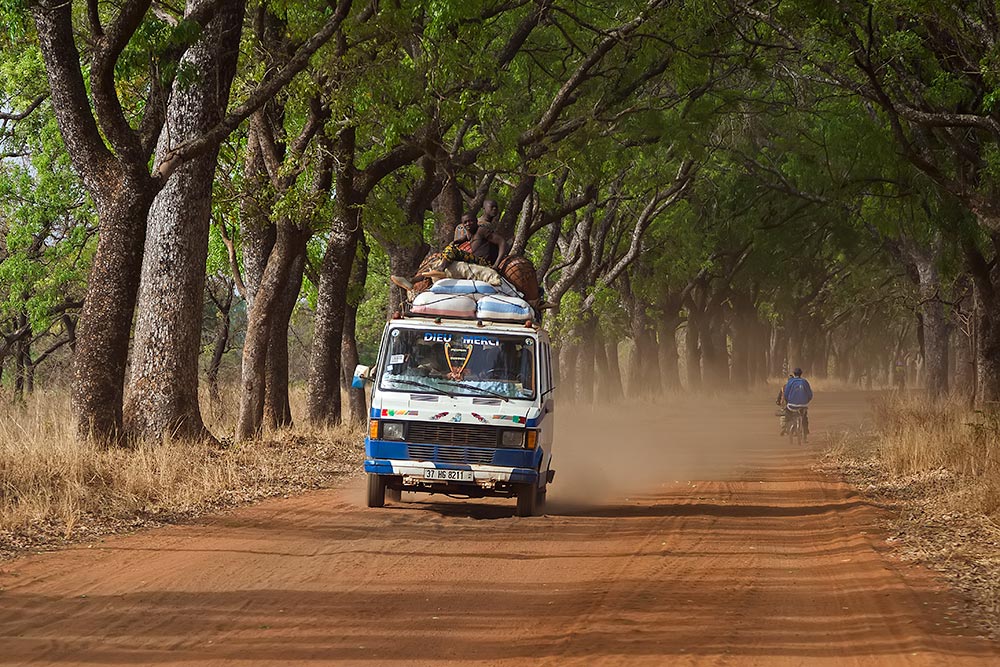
[1,392,997,665]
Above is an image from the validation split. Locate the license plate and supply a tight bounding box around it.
[423,469,474,482]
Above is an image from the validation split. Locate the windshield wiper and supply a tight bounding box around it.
[386,378,457,397]
[440,380,511,402]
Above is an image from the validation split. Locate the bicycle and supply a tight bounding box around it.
[785,406,807,445]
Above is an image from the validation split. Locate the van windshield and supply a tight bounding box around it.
[379,328,536,400]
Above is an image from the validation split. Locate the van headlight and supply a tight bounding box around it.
[382,422,405,441]
[500,430,524,448]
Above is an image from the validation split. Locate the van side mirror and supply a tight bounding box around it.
[352,364,372,389]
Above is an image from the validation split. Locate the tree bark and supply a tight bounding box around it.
[593,326,611,402]
[385,241,429,317]
[240,129,276,313]
[13,314,28,402]
[913,256,949,398]
[787,322,804,373]
[431,169,463,249]
[341,241,370,426]
[953,323,975,400]
[206,279,233,401]
[751,319,769,384]
[559,342,578,398]
[657,291,683,391]
[125,0,245,442]
[972,281,1000,405]
[699,298,728,387]
[74,185,156,440]
[769,326,787,377]
[729,290,755,390]
[307,203,363,426]
[236,224,303,440]
[628,328,661,398]
[263,235,307,430]
[685,316,701,391]
[658,315,681,391]
[604,338,625,401]
[576,315,597,404]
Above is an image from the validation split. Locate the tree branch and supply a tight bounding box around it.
[0,93,48,122]
[90,0,152,161]
[152,0,354,183]
[217,217,248,298]
[31,1,117,190]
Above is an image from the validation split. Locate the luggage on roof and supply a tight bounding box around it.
[476,294,533,322]
[410,292,478,318]
[429,278,498,296]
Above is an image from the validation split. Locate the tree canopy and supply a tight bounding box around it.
[0,0,996,442]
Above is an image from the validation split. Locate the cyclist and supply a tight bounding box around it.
[777,368,813,438]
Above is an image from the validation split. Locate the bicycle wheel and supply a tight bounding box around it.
[788,415,804,446]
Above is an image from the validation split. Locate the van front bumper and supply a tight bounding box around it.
[364,458,539,486]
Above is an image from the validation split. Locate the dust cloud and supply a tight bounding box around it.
[548,390,791,509]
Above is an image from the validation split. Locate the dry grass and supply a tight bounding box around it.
[824,392,1000,635]
[830,393,1000,516]
[0,388,364,558]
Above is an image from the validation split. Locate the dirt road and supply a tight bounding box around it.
[1,392,997,665]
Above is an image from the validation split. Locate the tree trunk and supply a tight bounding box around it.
[124,0,245,442]
[627,313,647,398]
[751,319,769,384]
[25,357,36,395]
[914,257,949,398]
[974,284,1000,404]
[729,292,754,390]
[685,316,701,391]
[787,322,804,373]
[206,280,233,402]
[236,224,303,440]
[31,3,156,441]
[13,319,27,402]
[73,185,155,440]
[559,342,578,398]
[593,327,611,402]
[699,299,727,388]
[263,236,307,430]
[604,338,625,401]
[654,292,684,392]
[307,200,363,426]
[432,172,463,249]
[240,125,275,312]
[814,330,831,379]
[953,325,975,400]
[576,315,596,404]
[341,241,370,426]
[386,241,429,318]
[658,314,681,390]
[769,326,787,377]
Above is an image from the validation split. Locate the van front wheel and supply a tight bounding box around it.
[515,483,544,517]
[367,474,386,508]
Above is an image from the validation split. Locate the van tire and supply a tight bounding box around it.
[515,483,543,517]
[367,474,386,508]
[386,486,402,503]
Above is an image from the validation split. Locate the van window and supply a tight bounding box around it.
[379,327,537,400]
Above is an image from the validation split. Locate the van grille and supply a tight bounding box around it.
[407,444,495,465]
[405,423,498,449]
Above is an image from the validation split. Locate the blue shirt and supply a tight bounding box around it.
[783,377,813,406]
